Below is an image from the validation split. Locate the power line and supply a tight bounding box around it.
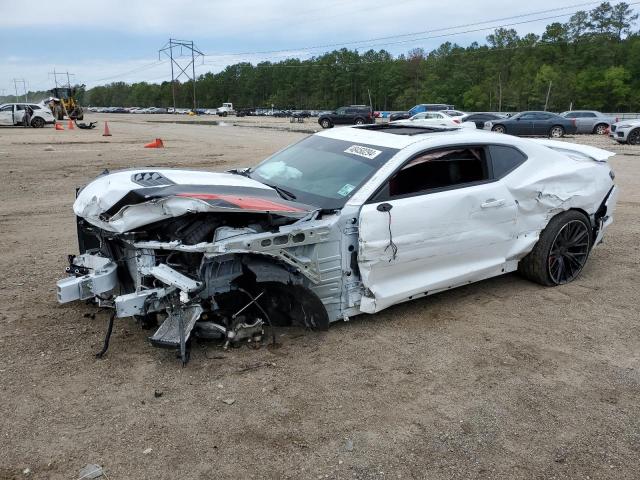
[88,60,168,83]
[203,1,607,58]
[74,1,639,86]
[201,36,617,71]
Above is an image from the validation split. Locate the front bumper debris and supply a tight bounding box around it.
[56,254,118,303]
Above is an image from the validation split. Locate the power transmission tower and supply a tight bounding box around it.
[48,69,75,89]
[159,38,204,112]
[13,79,28,102]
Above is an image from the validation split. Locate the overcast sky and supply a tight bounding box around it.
[0,0,634,95]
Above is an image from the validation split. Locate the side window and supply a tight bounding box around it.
[378,147,490,200]
[31,105,41,110]
[0,105,13,112]
[489,145,527,178]
[583,112,596,118]
[16,104,25,111]
[336,107,347,115]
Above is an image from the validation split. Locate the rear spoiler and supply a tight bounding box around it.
[531,139,615,162]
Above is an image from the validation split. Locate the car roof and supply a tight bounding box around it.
[315,124,528,150]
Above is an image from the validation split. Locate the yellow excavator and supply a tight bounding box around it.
[48,86,84,120]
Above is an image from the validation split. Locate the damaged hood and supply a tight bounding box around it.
[74,169,315,233]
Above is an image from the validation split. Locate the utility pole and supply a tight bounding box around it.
[544,80,553,111]
[159,38,204,113]
[498,72,502,113]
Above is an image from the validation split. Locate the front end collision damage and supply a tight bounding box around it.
[58,202,351,363]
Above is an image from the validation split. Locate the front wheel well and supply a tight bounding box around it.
[227,255,330,330]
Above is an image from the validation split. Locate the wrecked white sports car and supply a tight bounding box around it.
[57,124,618,363]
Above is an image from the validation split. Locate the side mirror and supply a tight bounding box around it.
[516,117,520,121]
[377,203,393,212]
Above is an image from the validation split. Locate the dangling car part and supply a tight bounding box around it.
[57,124,617,364]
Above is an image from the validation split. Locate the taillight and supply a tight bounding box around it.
[572,119,576,127]
[616,117,619,123]
[453,119,460,124]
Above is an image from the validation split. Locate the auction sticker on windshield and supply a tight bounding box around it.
[337,183,356,197]
[344,145,382,159]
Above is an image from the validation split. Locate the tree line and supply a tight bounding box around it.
[3,2,639,112]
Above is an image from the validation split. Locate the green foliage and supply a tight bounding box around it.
[79,2,639,112]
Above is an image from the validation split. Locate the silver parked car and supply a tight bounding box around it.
[609,119,640,144]
[560,110,618,135]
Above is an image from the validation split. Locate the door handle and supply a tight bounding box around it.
[481,199,505,208]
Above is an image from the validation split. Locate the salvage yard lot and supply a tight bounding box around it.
[1,114,639,480]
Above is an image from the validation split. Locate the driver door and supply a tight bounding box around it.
[0,104,15,125]
[333,107,348,125]
[513,113,536,135]
[357,145,518,312]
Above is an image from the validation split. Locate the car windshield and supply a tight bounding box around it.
[249,135,398,210]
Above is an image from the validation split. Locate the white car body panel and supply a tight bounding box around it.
[74,169,277,233]
[341,129,615,313]
[530,139,615,162]
[358,180,518,312]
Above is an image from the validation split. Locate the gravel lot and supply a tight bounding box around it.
[1,114,639,480]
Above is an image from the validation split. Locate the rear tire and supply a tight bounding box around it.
[354,118,365,125]
[31,117,45,128]
[549,125,565,138]
[492,125,506,134]
[518,210,591,286]
[593,123,608,135]
[628,128,640,145]
[320,118,332,129]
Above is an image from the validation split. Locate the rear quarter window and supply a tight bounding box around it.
[489,145,527,178]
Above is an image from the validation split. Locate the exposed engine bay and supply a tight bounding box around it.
[57,169,344,364]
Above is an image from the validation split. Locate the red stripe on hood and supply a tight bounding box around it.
[175,193,306,212]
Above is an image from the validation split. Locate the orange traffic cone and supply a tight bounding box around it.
[67,119,74,129]
[144,138,164,148]
[55,122,64,131]
[102,122,112,137]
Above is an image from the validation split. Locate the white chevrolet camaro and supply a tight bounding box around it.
[57,124,618,363]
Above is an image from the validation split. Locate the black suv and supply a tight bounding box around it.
[318,105,374,128]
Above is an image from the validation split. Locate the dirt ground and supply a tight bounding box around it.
[1,114,639,480]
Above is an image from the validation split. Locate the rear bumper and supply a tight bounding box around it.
[594,186,618,246]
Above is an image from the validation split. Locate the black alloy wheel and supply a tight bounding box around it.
[548,219,590,285]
